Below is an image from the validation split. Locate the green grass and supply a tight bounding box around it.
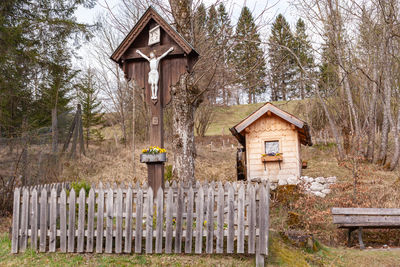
[3,231,400,266]
[206,100,305,136]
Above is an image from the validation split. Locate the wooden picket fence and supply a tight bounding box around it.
[11,181,270,266]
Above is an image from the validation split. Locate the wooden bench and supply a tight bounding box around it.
[332,208,400,249]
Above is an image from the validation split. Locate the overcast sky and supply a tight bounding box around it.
[74,0,299,62]
[75,0,298,31]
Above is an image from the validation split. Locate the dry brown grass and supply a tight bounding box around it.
[59,136,238,185]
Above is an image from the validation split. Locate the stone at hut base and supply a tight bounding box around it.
[327,176,337,183]
[313,191,326,198]
[315,177,326,183]
[287,176,300,185]
[322,189,331,194]
[310,182,324,191]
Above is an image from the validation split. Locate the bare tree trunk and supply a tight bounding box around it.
[378,56,391,164]
[86,127,89,149]
[316,87,345,160]
[62,112,77,152]
[51,108,58,153]
[389,110,400,170]
[77,105,85,156]
[168,0,200,182]
[327,0,360,138]
[70,114,78,159]
[171,73,197,182]
[366,67,378,162]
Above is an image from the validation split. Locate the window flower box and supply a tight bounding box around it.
[261,153,283,170]
[140,146,167,163]
[261,155,283,162]
[261,153,283,163]
[140,152,167,163]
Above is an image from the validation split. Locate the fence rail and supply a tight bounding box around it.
[11,181,270,265]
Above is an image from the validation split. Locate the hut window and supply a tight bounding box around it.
[265,141,279,155]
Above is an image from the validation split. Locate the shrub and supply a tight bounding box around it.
[68,181,91,196]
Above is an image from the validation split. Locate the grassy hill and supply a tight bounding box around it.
[206,100,306,136]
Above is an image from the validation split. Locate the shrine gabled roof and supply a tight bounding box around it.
[229,102,312,146]
[110,6,198,64]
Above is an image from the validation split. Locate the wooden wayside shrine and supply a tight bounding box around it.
[111,6,198,193]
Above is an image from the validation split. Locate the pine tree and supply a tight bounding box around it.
[77,68,104,148]
[293,19,314,99]
[216,3,233,105]
[0,0,94,137]
[207,5,218,41]
[268,14,295,101]
[232,7,266,104]
[194,3,207,43]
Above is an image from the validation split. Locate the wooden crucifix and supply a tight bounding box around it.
[110,6,198,193]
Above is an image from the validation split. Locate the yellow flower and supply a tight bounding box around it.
[203,220,207,226]
[142,149,147,153]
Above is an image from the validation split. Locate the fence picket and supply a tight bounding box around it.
[216,182,224,253]
[60,189,67,252]
[20,189,29,251]
[49,188,57,252]
[135,186,143,253]
[237,183,245,253]
[40,188,48,252]
[96,186,104,253]
[68,188,76,253]
[124,187,133,253]
[165,186,173,254]
[206,183,214,254]
[77,189,85,252]
[145,187,153,254]
[115,188,123,253]
[175,184,183,253]
[31,189,38,251]
[248,183,256,253]
[87,188,95,252]
[185,186,194,253]
[258,184,266,255]
[265,182,270,255]
[155,187,164,253]
[227,182,234,253]
[195,183,204,254]
[106,188,114,253]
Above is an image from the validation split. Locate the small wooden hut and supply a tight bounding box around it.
[230,102,312,184]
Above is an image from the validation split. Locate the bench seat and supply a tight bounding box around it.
[332,208,400,249]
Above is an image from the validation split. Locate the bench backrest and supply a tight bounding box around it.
[11,181,270,256]
[332,208,400,227]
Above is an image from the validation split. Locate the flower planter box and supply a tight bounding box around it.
[261,155,283,162]
[140,153,167,163]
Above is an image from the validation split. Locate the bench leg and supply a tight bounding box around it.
[347,228,355,247]
[358,227,365,250]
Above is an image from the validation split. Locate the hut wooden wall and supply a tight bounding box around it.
[245,114,301,182]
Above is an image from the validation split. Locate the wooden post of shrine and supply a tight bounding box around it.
[110,7,198,193]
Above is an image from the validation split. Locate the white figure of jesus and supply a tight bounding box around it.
[136,47,174,100]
